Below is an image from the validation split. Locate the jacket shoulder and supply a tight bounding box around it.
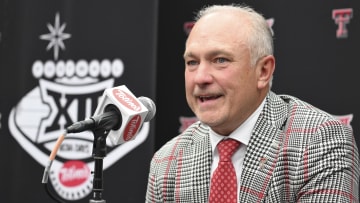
[154,121,209,158]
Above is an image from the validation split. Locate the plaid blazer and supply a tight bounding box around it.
[146,91,360,203]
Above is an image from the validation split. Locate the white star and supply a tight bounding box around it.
[40,12,71,60]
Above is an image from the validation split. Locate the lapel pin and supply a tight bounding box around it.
[259,157,267,170]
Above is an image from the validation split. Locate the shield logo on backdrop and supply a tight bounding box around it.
[8,12,151,201]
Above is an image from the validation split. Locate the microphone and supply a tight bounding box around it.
[66,85,156,145]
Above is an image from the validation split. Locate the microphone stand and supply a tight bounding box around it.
[89,128,109,203]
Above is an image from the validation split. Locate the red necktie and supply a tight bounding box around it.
[209,139,240,203]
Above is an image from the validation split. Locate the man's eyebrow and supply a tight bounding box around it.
[184,50,231,59]
[208,50,231,56]
[183,52,194,58]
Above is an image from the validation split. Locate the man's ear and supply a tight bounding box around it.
[257,55,275,89]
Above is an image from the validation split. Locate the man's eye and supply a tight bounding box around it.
[187,60,198,66]
[215,58,228,63]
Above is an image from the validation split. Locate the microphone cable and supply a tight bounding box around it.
[41,132,66,203]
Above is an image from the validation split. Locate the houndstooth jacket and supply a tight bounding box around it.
[145,91,360,203]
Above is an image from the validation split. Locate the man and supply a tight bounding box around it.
[146,4,359,202]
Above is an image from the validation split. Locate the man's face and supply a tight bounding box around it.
[183,12,263,135]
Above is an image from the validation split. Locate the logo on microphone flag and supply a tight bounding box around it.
[93,86,149,145]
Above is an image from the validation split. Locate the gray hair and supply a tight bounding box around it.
[194,4,274,67]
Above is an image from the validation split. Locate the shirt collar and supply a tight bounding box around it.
[210,98,266,151]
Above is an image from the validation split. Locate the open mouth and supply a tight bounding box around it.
[199,95,221,102]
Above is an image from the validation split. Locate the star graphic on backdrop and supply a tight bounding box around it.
[40,12,71,60]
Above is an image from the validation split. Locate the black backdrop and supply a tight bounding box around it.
[0,0,359,202]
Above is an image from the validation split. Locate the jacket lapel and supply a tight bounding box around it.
[178,123,212,202]
[239,91,289,202]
